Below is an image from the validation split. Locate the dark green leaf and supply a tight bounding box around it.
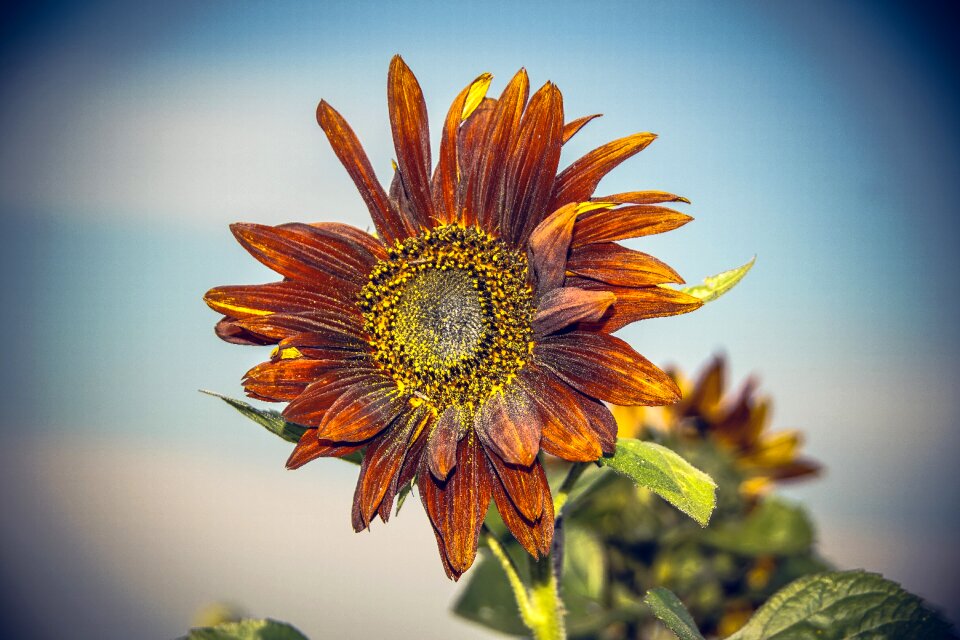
[705,497,814,556]
[201,390,308,443]
[728,570,957,640]
[643,588,705,640]
[186,618,308,640]
[599,439,716,526]
[200,390,364,465]
[452,553,528,636]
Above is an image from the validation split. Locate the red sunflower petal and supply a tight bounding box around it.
[316,100,412,243]
[567,242,685,286]
[485,450,544,522]
[418,435,493,579]
[204,281,351,318]
[230,222,378,289]
[465,69,529,233]
[352,405,427,530]
[433,73,492,224]
[503,81,563,246]
[561,113,601,144]
[551,132,657,209]
[214,317,275,345]
[532,287,616,337]
[234,310,364,343]
[489,457,554,558]
[568,280,703,333]
[242,358,340,402]
[427,406,463,481]
[281,368,380,427]
[536,331,680,406]
[387,56,435,230]
[592,190,691,205]
[285,427,364,470]
[475,385,542,467]
[571,205,693,247]
[518,365,603,462]
[528,202,578,294]
[314,377,407,442]
[457,98,496,225]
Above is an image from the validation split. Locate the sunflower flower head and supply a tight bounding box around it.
[613,354,821,498]
[204,55,702,579]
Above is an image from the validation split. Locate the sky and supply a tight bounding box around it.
[1,1,958,637]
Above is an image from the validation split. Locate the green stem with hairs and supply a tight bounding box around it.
[484,462,591,640]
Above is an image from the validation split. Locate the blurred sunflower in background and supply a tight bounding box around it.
[204,56,702,578]
[456,355,828,638]
[613,354,821,499]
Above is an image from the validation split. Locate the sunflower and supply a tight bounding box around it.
[613,355,821,498]
[204,56,702,579]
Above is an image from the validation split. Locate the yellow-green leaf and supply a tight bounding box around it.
[599,439,717,527]
[676,256,755,303]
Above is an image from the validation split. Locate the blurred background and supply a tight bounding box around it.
[1,1,958,637]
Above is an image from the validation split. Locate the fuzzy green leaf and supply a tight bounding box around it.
[728,570,957,640]
[705,496,814,556]
[678,256,755,303]
[200,390,362,464]
[599,439,716,526]
[643,588,705,640]
[185,618,308,640]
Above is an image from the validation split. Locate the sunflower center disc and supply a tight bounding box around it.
[359,224,534,413]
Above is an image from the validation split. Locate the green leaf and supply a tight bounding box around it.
[727,570,957,640]
[201,390,363,464]
[643,588,705,640]
[599,439,717,526]
[705,496,814,556]
[186,618,309,640]
[678,256,755,303]
[452,553,528,636]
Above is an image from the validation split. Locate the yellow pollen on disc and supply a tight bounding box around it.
[358,224,533,416]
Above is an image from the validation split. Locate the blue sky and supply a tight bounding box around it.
[1,0,958,635]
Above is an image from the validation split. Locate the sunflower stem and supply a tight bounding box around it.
[528,551,566,640]
[481,526,538,630]
[553,462,589,517]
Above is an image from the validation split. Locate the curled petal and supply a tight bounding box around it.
[286,427,363,470]
[567,243,684,286]
[532,287,615,336]
[536,331,680,406]
[475,385,542,467]
[528,202,578,295]
[592,191,690,205]
[572,205,693,247]
[214,317,275,345]
[551,132,657,209]
[427,406,463,480]
[316,100,412,243]
[486,451,544,522]
[489,456,554,558]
